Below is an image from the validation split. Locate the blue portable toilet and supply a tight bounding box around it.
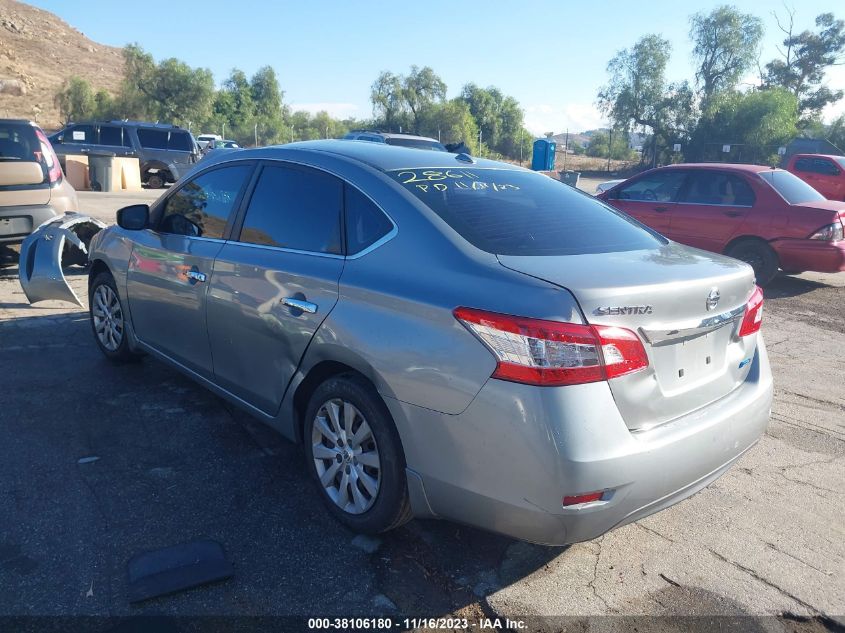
[531,139,556,171]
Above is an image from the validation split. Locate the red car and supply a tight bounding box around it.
[598,164,845,285]
[786,153,845,201]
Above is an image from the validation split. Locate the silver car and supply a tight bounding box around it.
[20,141,773,545]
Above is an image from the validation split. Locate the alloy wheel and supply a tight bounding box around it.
[92,284,124,351]
[311,398,381,514]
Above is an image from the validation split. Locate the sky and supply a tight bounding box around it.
[28,0,845,135]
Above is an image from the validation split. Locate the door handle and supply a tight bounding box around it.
[654,206,669,213]
[282,297,317,314]
[185,269,207,283]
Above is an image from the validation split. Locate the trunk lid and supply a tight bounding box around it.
[499,242,759,431]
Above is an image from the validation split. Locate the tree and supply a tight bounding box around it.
[54,76,96,124]
[764,10,845,117]
[598,35,695,164]
[119,44,214,125]
[250,66,283,119]
[371,71,406,131]
[402,65,446,131]
[586,129,635,160]
[688,88,799,164]
[690,6,763,101]
[417,99,479,153]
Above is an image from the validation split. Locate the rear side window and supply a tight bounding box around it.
[238,165,342,254]
[137,128,168,149]
[614,170,687,202]
[159,165,252,239]
[678,171,755,207]
[390,168,664,256]
[168,131,193,152]
[759,170,825,205]
[345,185,393,254]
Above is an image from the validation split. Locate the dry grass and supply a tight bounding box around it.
[0,0,124,130]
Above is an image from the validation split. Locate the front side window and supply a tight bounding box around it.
[614,170,687,202]
[812,158,840,176]
[238,165,342,254]
[678,171,755,207]
[168,131,193,152]
[794,158,813,172]
[64,124,96,145]
[159,165,252,239]
[390,167,664,256]
[137,128,168,150]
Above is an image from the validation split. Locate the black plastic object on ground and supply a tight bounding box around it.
[126,539,233,603]
[88,151,117,191]
[559,170,581,187]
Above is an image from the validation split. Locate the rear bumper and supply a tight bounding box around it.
[772,238,845,273]
[388,337,772,545]
[0,205,60,244]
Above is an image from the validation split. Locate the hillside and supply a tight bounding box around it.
[0,0,123,130]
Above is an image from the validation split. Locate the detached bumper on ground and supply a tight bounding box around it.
[389,338,773,545]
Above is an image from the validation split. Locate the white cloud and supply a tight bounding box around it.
[289,102,362,118]
[822,65,845,122]
[523,102,605,136]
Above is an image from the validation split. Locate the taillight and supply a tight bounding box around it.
[453,307,649,387]
[808,221,844,242]
[35,128,63,184]
[738,286,764,337]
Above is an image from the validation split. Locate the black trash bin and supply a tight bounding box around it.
[88,151,116,191]
[559,170,581,187]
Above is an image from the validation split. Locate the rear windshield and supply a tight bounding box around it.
[0,121,48,186]
[390,168,665,256]
[759,169,825,204]
[835,157,845,170]
[386,138,447,152]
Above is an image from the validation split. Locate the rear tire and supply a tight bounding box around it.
[304,374,412,534]
[89,271,142,363]
[146,172,165,189]
[726,239,779,286]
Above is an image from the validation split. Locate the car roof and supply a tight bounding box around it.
[792,153,845,160]
[213,140,512,172]
[655,163,780,174]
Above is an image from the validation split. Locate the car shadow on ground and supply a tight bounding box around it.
[0,308,564,618]
[764,273,830,299]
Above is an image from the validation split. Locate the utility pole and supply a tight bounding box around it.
[254,123,258,147]
[478,129,482,156]
[563,128,569,172]
[222,122,226,139]
[519,128,523,165]
[607,128,613,172]
[290,125,294,143]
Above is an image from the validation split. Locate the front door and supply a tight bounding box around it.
[126,163,254,377]
[207,162,345,414]
[668,170,755,252]
[607,170,688,235]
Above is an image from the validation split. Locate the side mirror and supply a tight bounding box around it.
[116,204,149,230]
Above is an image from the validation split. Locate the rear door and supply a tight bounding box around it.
[606,170,687,234]
[206,162,345,414]
[126,162,254,377]
[668,170,755,252]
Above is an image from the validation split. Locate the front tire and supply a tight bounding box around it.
[89,271,142,363]
[726,239,779,286]
[304,374,412,534]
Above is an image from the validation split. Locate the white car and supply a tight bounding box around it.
[196,133,222,151]
[595,178,625,195]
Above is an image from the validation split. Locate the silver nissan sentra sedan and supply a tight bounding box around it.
[21,140,773,545]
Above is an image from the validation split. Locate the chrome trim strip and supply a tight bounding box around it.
[224,240,345,259]
[640,304,746,345]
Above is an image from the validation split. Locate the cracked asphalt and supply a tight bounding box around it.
[0,191,842,631]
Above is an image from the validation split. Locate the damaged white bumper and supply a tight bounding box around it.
[18,213,107,307]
